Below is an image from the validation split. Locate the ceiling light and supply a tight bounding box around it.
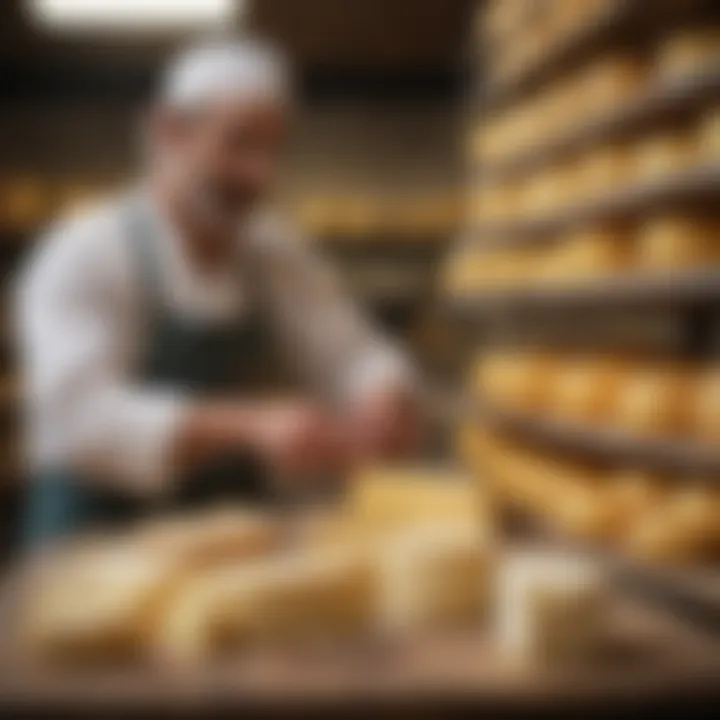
[30,0,240,31]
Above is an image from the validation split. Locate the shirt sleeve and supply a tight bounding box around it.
[251,214,416,407]
[15,209,189,495]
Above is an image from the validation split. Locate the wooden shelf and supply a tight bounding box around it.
[471,164,720,248]
[481,405,720,479]
[317,236,450,261]
[449,268,720,314]
[481,67,720,185]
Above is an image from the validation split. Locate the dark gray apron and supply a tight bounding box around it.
[23,197,276,549]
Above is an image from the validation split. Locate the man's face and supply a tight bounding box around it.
[156,98,289,230]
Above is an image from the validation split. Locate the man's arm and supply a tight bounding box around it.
[251,215,423,461]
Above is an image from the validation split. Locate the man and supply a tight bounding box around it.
[17,38,419,547]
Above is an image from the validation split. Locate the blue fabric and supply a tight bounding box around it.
[24,197,274,549]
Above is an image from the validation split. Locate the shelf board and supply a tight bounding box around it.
[449,268,720,314]
[482,405,720,479]
[471,164,720,248]
[316,236,450,261]
[480,67,720,185]
[481,0,643,114]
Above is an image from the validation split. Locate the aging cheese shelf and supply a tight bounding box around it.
[471,163,720,248]
[481,66,720,185]
[481,405,720,479]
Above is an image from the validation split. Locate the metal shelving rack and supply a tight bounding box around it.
[454,0,720,631]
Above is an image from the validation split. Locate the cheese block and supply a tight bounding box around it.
[614,365,693,436]
[24,542,184,663]
[552,358,627,424]
[496,550,608,663]
[633,132,697,182]
[349,466,479,533]
[132,507,283,569]
[657,29,720,81]
[155,547,376,663]
[377,523,490,633]
[637,216,719,271]
[692,368,720,444]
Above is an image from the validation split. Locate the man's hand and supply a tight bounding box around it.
[175,400,350,480]
[248,401,349,476]
[349,390,423,461]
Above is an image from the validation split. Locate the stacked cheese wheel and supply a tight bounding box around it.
[468,106,719,230]
[445,214,720,294]
[457,424,720,564]
[474,25,720,168]
[472,352,720,447]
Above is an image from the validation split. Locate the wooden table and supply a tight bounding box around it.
[0,571,718,714]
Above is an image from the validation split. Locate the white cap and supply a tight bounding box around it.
[160,37,292,110]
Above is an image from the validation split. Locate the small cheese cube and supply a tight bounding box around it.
[377,524,490,633]
[496,550,607,663]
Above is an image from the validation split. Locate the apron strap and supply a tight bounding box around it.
[121,193,167,319]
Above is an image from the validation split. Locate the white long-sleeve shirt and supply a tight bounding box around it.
[16,192,412,494]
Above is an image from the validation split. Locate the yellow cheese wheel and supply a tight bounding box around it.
[579,144,634,198]
[657,29,720,81]
[521,170,567,217]
[626,484,720,563]
[535,238,578,285]
[604,470,668,533]
[614,365,694,436]
[698,107,720,163]
[554,475,619,541]
[476,353,557,411]
[691,368,720,444]
[633,132,697,182]
[637,215,719,271]
[581,55,647,117]
[563,227,634,280]
[552,358,628,424]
